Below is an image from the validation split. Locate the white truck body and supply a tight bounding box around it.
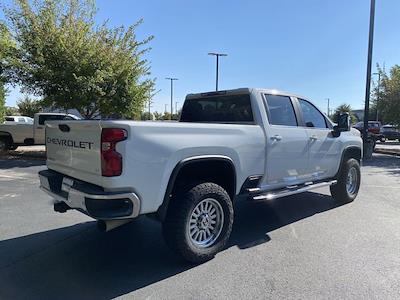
[39,88,363,262]
[45,120,266,214]
[0,113,79,149]
[43,88,362,212]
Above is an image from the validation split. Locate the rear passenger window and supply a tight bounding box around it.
[264,95,297,126]
[298,99,327,128]
[180,94,254,123]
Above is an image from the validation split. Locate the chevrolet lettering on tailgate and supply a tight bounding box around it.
[46,137,94,150]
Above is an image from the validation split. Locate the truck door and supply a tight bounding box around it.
[261,94,311,190]
[296,98,340,180]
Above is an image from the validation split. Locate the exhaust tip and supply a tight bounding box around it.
[54,202,70,213]
[97,219,133,232]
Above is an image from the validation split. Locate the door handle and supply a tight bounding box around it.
[270,135,282,141]
[310,135,318,141]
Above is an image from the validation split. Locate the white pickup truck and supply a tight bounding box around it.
[0,112,79,151]
[39,88,362,263]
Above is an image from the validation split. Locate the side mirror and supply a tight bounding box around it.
[332,113,350,137]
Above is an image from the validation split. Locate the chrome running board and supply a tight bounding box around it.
[251,180,337,201]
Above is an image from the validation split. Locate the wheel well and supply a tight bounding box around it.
[157,158,236,221]
[0,132,13,144]
[343,147,362,162]
[335,147,361,179]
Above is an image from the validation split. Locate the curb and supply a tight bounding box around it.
[374,149,400,157]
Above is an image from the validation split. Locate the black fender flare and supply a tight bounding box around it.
[157,155,236,221]
[334,146,362,179]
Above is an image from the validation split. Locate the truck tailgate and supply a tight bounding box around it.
[46,120,102,180]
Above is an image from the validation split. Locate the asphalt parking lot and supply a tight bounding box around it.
[0,154,400,299]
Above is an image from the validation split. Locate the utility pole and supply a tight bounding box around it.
[164,104,167,114]
[166,77,178,120]
[372,72,381,121]
[325,98,330,116]
[175,101,179,114]
[208,52,228,91]
[363,0,376,155]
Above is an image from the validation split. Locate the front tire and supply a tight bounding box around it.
[162,182,234,263]
[330,158,361,203]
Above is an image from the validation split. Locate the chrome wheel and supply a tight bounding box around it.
[346,167,358,195]
[188,198,224,248]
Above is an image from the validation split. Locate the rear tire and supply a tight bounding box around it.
[330,158,361,203]
[162,182,234,263]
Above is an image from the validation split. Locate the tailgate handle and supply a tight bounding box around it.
[58,124,70,132]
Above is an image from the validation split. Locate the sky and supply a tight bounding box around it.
[1,0,400,114]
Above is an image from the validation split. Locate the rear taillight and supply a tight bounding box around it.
[101,128,127,177]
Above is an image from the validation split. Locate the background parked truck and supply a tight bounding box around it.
[0,112,79,152]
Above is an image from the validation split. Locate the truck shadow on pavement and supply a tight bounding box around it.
[0,192,342,300]
[0,158,46,169]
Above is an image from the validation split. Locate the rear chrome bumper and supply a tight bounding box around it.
[39,170,140,220]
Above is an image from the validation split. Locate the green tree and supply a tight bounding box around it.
[161,112,172,120]
[0,22,15,122]
[5,106,18,115]
[140,111,153,120]
[373,65,400,126]
[17,96,42,117]
[0,85,5,122]
[153,111,163,120]
[332,104,357,124]
[4,0,154,119]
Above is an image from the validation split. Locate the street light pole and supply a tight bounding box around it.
[372,72,381,121]
[325,98,330,116]
[208,52,227,91]
[166,77,178,120]
[363,0,376,154]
